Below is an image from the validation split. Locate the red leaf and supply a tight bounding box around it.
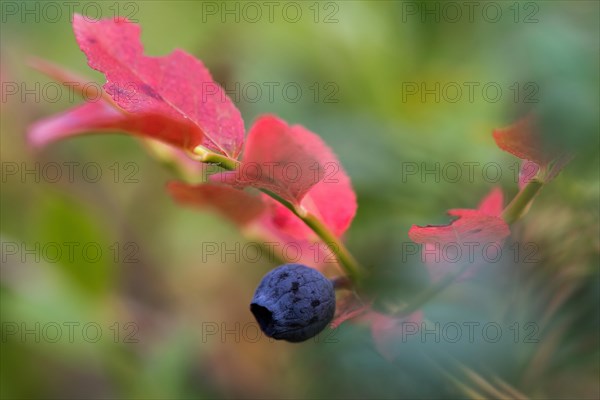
[409,213,509,246]
[212,115,323,203]
[26,60,201,177]
[493,115,571,183]
[493,117,549,166]
[28,100,205,149]
[409,188,510,283]
[214,115,357,238]
[446,188,504,219]
[293,147,357,237]
[167,182,265,226]
[476,186,504,216]
[72,14,244,157]
[27,60,203,178]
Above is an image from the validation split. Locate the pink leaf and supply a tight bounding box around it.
[476,186,504,216]
[493,116,550,166]
[493,115,571,184]
[28,100,201,150]
[409,188,510,283]
[214,115,357,238]
[73,14,244,157]
[446,188,504,219]
[212,115,324,203]
[27,60,203,178]
[409,213,509,246]
[26,60,200,176]
[167,181,265,226]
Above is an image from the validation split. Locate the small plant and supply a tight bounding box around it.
[29,15,570,348]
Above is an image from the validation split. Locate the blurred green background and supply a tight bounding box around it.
[1,1,598,398]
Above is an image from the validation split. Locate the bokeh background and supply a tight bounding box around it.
[1,1,598,398]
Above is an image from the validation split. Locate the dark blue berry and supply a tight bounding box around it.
[250,263,336,342]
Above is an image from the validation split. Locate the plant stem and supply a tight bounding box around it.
[501,179,544,224]
[301,212,366,283]
[255,189,366,281]
[193,148,367,284]
[191,145,240,170]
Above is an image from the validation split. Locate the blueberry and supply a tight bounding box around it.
[250,263,336,343]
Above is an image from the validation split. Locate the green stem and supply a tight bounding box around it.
[193,147,367,284]
[191,146,240,170]
[252,188,365,282]
[259,190,366,282]
[301,212,366,283]
[501,179,544,224]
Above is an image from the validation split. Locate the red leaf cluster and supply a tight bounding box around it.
[28,16,357,271]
